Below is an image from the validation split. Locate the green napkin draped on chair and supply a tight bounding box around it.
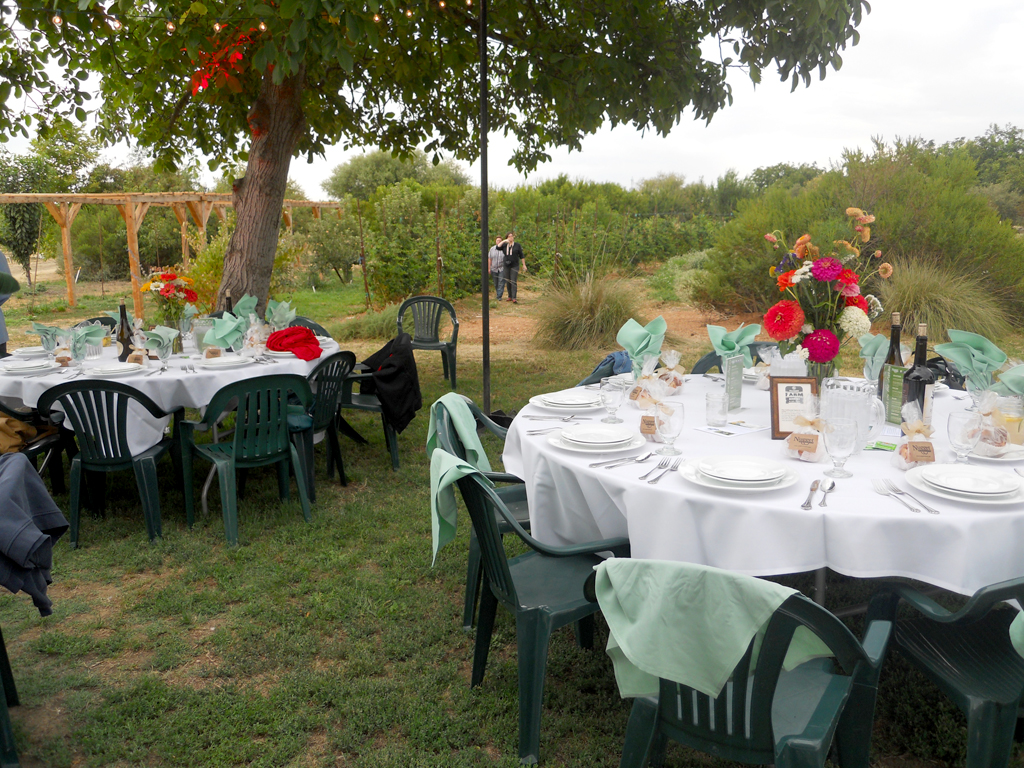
[707,324,762,368]
[616,317,667,372]
[232,294,258,321]
[29,322,62,349]
[69,324,107,359]
[935,330,1008,388]
[143,326,180,357]
[426,393,492,472]
[203,313,246,350]
[429,450,494,566]
[858,333,889,381]
[594,558,833,698]
[266,299,297,329]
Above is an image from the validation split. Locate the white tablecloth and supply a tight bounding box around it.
[0,343,336,452]
[502,376,1024,597]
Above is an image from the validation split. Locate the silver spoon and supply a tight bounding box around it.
[818,479,836,507]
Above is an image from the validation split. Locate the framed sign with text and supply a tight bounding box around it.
[769,376,818,439]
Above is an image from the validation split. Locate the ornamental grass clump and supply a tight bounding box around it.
[534,272,640,350]
[334,303,401,340]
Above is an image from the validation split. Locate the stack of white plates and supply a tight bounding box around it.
[13,346,49,359]
[199,355,254,370]
[529,390,603,411]
[1,359,60,376]
[84,362,144,378]
[905,465,1023,506]
[265,349,296,358]
[548,423,644,453]
[680,455,798,492]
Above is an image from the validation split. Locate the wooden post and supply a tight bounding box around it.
[184,200,214,250]
[213,205,227,223]
[116,199,152,320]
[283,206,293,232]
[171,203,190,267]
[311,206,321,220]
[42,201,82,307]
[435,195,443,296]
[356,199,371,310]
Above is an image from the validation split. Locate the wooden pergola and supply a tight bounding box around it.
[0,192,342,318]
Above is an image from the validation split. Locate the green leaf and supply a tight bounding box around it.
[279,0,299,19]
[337,47,354,73]
[75,107,86,121]
[189,2,207,16]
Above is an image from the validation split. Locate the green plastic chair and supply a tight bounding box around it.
[691,342,779,374]
[288,350,356,502]
[432,396,532,631]
[37,380,191,549]
[180,374,314,547]
[0,626,20,767]
[868,578,1024,768]
[453,469,630,764]
[582,572,892,768]
[338,369,400,471]
[397,295,459,390]
[0,398,75,496]
[289,316,331,337]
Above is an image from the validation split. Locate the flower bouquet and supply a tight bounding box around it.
[141,270,199,353]
[762,208,890,383]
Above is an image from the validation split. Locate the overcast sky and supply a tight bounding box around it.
[283,0,1024,197]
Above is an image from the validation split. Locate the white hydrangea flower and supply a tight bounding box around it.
[839,306,872,338]
[795,345,810,360]
[865,294,883,320]
[801,323,814,335]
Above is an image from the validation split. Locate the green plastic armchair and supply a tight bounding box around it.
[0,626,20,767]
[397,295,458,390]
[37,380,191,549]
[453,469,629,765]
[432,396,532,631]
[582,567,891,768]
[180,374,313,547]
[868,578,1024,768]
[0,398,75,496]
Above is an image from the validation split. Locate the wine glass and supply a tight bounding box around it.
[822,417,857,478]
[965,373,991,411]
[599,377,625,424]
[947,412,983,463]
[654,404,684,456]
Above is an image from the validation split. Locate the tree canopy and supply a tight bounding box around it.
[322,149,470,200]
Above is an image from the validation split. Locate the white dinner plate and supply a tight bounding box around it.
[199,356,254,370]
[920,464,1020,495]
[2,359,56,373]
[84,363,144,378]
[560,423,634,446]
[1,361,61,376]
[13,346,49,358]
[905,466,1024,507]
[538,390,603,408]
[968,448,1024,462]
[528,395,604,413]
[265,349,296,358]
[680,460,799,493]
[697,455,787,483]
[934,382,950,394]
[547,433,645,454]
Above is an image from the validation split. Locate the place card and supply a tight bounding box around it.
[769,376,818,439]
[723,353,743,411]
[787,433,819,453]
[907,442,936,463]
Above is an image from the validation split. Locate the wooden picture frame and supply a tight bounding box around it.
[769,376,818,439]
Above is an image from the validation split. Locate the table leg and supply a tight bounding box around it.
[814,568,827,606]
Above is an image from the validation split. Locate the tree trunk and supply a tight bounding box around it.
[217,66,306,315]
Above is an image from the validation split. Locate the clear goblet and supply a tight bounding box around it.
[822,417,858,478]
[599,377,625,424]
[947,412,983,463]
[654,404,684,456]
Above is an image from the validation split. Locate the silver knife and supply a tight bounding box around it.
[800,480,820,510]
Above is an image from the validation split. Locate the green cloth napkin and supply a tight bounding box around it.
[858,333,889,381]
[429,449,494,566]
[70,324,107,359]
[29,323,62,349]
[992,364,1024,396]
[143,326,180,356]
[426,393,492,472]
[178,303,200,336]
[266,299,297,329]
[616,317,667,370]
[707,324,762,368]
[103,309,137,325]
[233,294,258,321]
[594,559,833,699]
[935,330,1007,385]
[203,313,246,349]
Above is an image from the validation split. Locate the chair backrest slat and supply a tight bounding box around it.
[397,296,457,345]
[308,351,356,433]
[454,474,519,608]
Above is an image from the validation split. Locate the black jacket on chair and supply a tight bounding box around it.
[360,333,423,433]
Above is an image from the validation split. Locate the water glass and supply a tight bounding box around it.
[822,417,857,478]
[654,404,684,456]
[705,391,727,427]
[947,412,983,463]
[599,377,625,424]
[192,318,215,353]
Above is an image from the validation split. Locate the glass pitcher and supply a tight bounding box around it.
[820,376,885,452]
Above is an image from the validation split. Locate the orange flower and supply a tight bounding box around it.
[793,233,813,258]
[879,262,893,278]
[873,250,882,258]
[834,239,861,257]
[776,269,796,291]
[859,225,871,243]
[846,207,864,218]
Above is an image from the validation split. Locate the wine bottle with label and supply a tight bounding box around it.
[116,298,132,363]
[902,322,935,425]
[878,312,903,397]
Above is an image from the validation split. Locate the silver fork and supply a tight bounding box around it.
[648,457,682,484]
[871,479,921,513]
[883,479,940,515]
[639,458,670,480]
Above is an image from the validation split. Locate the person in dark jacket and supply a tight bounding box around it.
[499,232,527,303]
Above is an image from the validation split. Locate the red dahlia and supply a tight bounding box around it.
[845,295,869,313]
[763,300,805,341]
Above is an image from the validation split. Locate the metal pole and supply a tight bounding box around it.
[479,0,491,413]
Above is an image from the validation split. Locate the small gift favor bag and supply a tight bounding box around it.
[629,354,662,409]
[656,349,686,390]
[972,391,1021,457]
[892,401,937,470]
[782,396,826,463]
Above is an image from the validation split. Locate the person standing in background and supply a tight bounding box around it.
[0,251,13,358]
[488,235,505,301]
[500,232,526,304]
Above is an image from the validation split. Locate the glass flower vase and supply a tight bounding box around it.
[807,360,837,388]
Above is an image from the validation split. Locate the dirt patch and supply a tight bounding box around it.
[11,693,72,768]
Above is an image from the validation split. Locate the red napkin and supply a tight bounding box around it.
[267,326,323,361]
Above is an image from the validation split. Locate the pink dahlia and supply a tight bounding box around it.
[802,329,840,363]
[839,282,861,297]
[810,257,842,282]
[763,299,805,341]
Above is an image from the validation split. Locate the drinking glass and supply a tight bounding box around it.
[70,336,89,369]
[192,318,215,354]
[947,411,983,463]
[654,404,684,456]
[40,332,58,360]
[822,417,857,478]
[965,373,991,411]
[705,391,727,427]
[599,377,625,424]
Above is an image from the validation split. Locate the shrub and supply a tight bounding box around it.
[876,257,1012,342]
[534,273,641,350]
[648,250,711,303]
[333,303,400,341]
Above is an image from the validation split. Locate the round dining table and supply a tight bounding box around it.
[502,375,1024,598]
